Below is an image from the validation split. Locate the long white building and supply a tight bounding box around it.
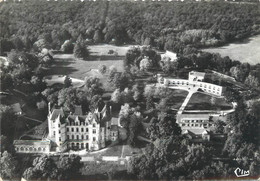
[158,71,226,96]
[14,104,119,153]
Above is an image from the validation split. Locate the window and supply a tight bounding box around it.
[59,130,61,134]
[67,128,69,132]
[93,137,96,141]
[59,137,61,141]
[76,128,79,132]
[195,124,198,127]
[72,135,74,140]
[58,124,60,127]
[82,135,84,139]
[76,122,78,126]
[53,131,55,136]
[86,128,88,132]
[86,135,89,140]
[72,128,74,132]
[38,147,42,151]
[77,135,79,140]
[93,129,96,134]
[191,124,194,127]
[93,123,96,128]
[182,124,185,126]
[81,128,84,132]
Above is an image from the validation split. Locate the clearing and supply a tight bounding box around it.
[202,34,260,65]
[185,92,233,111]
[46,44,133,80]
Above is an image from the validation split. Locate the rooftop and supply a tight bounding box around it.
[11,103,22,113]
[13,140,50,146]
[50,108,65,120]
[189,71,206,77]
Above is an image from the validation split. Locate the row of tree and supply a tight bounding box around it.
[1,1,259,54]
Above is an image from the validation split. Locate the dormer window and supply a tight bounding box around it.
[93,123,96,128]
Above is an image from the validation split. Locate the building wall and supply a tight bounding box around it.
[161,77,225,96]
[178,118,215,129]
[14,143,50,154]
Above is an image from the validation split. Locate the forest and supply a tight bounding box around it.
[1,0,260,54]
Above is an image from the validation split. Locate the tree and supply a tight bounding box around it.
[127,114,142,147]
[56,155,83,180]
[140,57,152,71]
[146,95,154,110]
[121,88,133,103]
[213,120,226,134]
[99,65,107,74]
[11,36,24,50]
[132,83,142,101]
[244,74,259,88]
[73,36,89,59]
[58,87,77,111]
[0,151,18,179]
[84,76,103,97]
[111,88,122,104]
[0,105,17,137]
[30,75,46,92]
[64,75,72,88]
[89,95,104,112]
[61,40,74,53]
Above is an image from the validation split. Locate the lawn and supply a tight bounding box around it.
[45,44,133,80]
[153,87,189,110]
[185,92,233,111]
[202,34,260,65]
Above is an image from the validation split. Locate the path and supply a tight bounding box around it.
[22,116,43,123]
[13,89,28,97]
[177,91,194,114]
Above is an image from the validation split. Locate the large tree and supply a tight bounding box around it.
[0,151,18,179]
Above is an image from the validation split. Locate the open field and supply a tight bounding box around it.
[202,34,260,65]
[46,44,132,80]
[185,92,233,111]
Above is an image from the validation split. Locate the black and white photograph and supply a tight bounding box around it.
[0,0,260,180]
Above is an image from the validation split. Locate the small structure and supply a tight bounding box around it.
[110,125,119,141]
[13,140,51,153]
[160,50,177,62]
[11,103,23,115]
[37,99,47,110]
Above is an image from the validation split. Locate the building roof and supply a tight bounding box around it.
[182,128,210,135]
[13,140,50,146]
[189,71,206,77]
[111,117,119,125]
[11,103,22,113]
[177,113,210,120]
[161,50,177,62]
[74,105,83,115]
[50,108,65,120]
[111,125,118,131]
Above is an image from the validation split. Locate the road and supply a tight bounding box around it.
[177,91,194,114]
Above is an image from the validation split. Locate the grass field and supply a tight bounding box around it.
[202,34,260,65]
[185,92,232,111]
[46,44,132,80]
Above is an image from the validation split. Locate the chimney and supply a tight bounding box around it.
[48,102,51,113]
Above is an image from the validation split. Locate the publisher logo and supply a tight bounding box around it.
[234,167,250,177]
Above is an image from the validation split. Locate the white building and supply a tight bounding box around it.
[47,104,115,152]
[14,104,120,154]
[158,71,226,96]
[160,50,177,62]
[176,113,217,141]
